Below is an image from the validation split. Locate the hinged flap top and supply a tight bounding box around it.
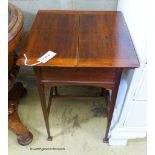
[17,10,139,68]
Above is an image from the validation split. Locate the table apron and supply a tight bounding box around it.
[33,67,119,89]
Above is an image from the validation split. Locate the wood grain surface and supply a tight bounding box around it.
[39,67,116,89]
[17,10,139,68]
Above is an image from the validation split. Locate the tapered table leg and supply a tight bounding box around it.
[34,67,52,141]
[103,69,122,143]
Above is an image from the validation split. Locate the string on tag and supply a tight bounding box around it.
[24,54,41,66]
[23,51,56,66]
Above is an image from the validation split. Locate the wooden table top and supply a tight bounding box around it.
[17,10,139,68]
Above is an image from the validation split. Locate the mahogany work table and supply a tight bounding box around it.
[17,10,139,143]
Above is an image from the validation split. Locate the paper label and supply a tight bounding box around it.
[38,51,56,63]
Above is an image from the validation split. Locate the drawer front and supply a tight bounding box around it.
[38,67,117,88]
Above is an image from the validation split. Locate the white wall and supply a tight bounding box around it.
[109,0,147,146]
[117,0,146,64]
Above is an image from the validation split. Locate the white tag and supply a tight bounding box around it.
[38,51,56,63]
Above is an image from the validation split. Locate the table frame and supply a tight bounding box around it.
[16,10,139,143]
[34,66,122,142]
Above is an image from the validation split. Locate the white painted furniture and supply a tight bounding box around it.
[109,0,147,146]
